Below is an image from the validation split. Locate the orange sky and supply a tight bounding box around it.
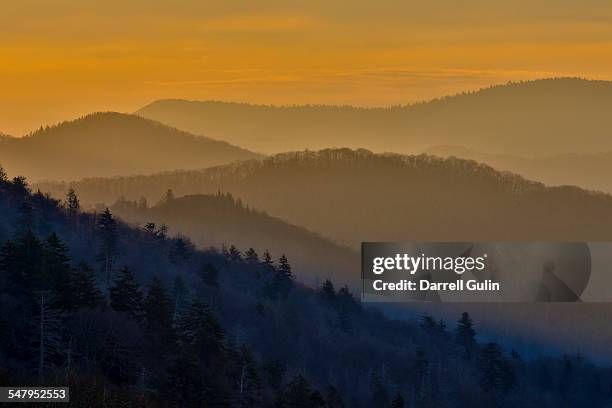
[3,0,612,136]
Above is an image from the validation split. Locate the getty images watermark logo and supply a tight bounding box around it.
[361,242,602,303]
[372,252,488,275]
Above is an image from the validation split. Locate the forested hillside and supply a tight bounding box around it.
[37,148,612,246]
[36,150,612,360]
[110,192,358,287]
[2,166,611,407]
[0,112,259,182]
[137,78,612,156]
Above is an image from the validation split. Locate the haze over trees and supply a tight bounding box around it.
[1,166,610,407]
[110,192,358,287]
[35,149,612,360]
[38,148,612,245]
[0,112,260,182]
[137,78,612,156]
[425,145,612,195]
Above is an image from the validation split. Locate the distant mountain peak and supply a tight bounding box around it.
[0,112,261,182]
[26,111,204,140]
[140,77,609,112]
[137,77,612,156]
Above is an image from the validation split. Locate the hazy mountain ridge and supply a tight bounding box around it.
[0,112,261,182]
[137,78,612,156]
[111,192,358,287]
[35,148,612,245]
[425,145,612,195]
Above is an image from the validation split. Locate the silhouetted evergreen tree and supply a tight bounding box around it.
[65,189,80,215]
[144,277,175,365]
[455,312,476,359]
[262,249,273,267]
[177,300,225,360]
[336,286,358,312]
[420,314,447,339]
[268,254,293,299]
[229,244,242,261]
[245,247,259,264]
[64,189,80,230]
[420,314,437,333]
[96,208,117,284]
[71,261,103,309]
[144,277,173,334]
[320,279,336,302]
[170,237,193,267]
[109,266,143,319]
[43,233,73,311]
[277,254,293,279]
[478,342,516,393]
[11,176,30,197]
[2,231,45,296]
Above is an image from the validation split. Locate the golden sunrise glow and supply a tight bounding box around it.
[3,0,612,135]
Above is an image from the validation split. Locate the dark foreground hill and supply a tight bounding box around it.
[425,145,612,195]
[37,148,612,246]
[110,192,358,287]
[137,78,612,156]
[4,168,607,407]
[0,112,260,182]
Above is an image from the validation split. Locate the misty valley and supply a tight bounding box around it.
[3,79,612,407]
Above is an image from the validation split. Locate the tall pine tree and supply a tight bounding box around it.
[455,312,476,359]
[109,267,143,320]
[177,300,225,360]
[268,254,293,299]
[144,277,173,335]
[71,261,104,309]
[43,233,73,311]
[96,208,117,285]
